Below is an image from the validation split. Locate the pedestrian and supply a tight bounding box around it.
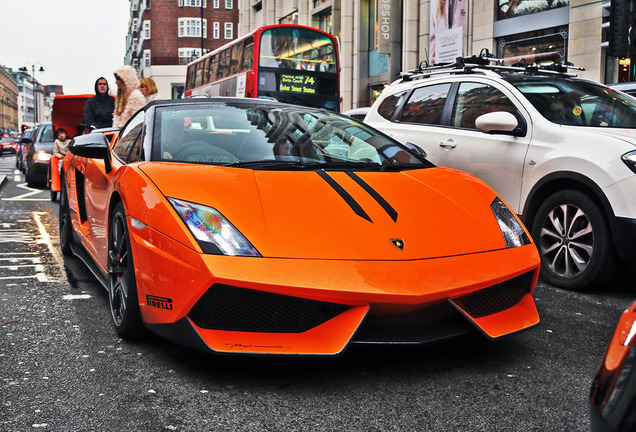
[112,65,146,128]
[139,77,160,104]
[83,77,116,129]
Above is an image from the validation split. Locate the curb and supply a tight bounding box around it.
[0,175,6,188]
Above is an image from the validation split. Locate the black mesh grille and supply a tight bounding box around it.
[188,284,351,333]
[452,271,534,318]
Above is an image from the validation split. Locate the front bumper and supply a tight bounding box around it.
[131,222,540,355]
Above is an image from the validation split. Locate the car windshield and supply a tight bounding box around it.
[154,103,432,170]
[509,77,636,127]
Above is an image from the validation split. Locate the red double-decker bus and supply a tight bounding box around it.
[184,24,340,112]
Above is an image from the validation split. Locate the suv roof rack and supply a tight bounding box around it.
[398,48,585,83]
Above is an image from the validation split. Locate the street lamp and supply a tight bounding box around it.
[19,62,45,127]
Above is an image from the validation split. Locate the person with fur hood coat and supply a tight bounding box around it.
[112,65,146,128]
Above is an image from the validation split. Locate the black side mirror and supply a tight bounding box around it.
[68,133,112,172]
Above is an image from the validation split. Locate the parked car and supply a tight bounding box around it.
[609,82,636,98]
[1,135,16,155]
[343,107,371,122]
[590,300,636,432]
[59,97,540,355]
[365,53,636,291]
[24,123,54,187]
[16,127,36,172]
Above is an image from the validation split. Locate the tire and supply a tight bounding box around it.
[50,188,58,202]
[531,190,617,291]
[108,202,146,339]
[59,180,73,257]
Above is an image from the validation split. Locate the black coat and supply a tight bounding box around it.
[83,78,115,129]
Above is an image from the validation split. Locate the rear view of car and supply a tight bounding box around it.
[1,135,16,155]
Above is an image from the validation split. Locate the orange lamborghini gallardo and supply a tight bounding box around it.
[59,98,541,355]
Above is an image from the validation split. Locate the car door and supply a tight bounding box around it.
[84,111,145,270]
[433,80,531,213]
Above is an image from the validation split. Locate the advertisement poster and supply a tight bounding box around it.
[429,0,466,65]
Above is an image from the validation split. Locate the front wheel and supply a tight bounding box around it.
[531,190,617,291]
[108,202,145,339]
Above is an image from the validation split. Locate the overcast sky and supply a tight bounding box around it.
[1,0,130,94]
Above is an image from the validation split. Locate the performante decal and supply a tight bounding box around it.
[346,172,398,222]
[147,295,173,310]
[316,170,372,222]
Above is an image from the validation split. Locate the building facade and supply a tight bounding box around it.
[1,66,19,134]
[125,0,239,99]
[239,0,623,111]
[9,68,45,130]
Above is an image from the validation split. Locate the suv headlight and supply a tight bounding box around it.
[168,197,261,256]
[622,150,636,174]
[490,197,531,248]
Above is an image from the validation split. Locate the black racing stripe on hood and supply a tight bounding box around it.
[346,172,398,222]
[316,170,372,223]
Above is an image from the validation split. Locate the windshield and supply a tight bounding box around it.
[510,77,636,127]
[154,103,431,170]
[259,27,337,72]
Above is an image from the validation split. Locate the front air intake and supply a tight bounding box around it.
[452,271,534,318]
[188,284,351,333]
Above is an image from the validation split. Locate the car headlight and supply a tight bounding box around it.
[490,197,531,248]
[168,197,261,256]
[622,150,636,174]
[35,151,51,161]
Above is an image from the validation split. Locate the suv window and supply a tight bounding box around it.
[399,83,451,125]
[452,82,519,129]
[377,91,407,120]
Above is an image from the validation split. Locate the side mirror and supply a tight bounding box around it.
[475,112,525,137]
[404,142,428,159]
[68,133,112,172]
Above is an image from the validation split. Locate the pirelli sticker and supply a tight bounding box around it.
[147,295,173,310]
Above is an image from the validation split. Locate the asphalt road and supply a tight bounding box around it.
[1,154,635,432]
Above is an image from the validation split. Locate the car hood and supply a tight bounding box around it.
[138,163,511,260]
[561,125,636,146]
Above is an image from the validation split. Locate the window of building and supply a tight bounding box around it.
[179,0,206,6]
[143,20,151,39]
[224,22,233,39]
[213,22,220,39]
[312,9,331,33]
[143,50,151,67]
[213,0,219,8]
[225,0,232,8]
[498,0,568,20]
[179,48,203,65]
[178,18,207,38]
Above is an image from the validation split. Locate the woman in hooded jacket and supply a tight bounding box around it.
[112,65,146,128]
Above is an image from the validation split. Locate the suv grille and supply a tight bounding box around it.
[452,271,534,318]
[188,284,351,333]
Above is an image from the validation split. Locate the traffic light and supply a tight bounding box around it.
[21,124,28,132]
[602,0,631,58]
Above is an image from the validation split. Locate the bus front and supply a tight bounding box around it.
[257,26,340,112]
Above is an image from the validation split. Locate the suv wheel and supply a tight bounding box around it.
[531,190,617,291]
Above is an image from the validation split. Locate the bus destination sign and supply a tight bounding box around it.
[279,74,317,94]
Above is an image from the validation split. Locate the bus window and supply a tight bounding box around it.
[259,27,337,72]
[242,37,254,70]
[194,62,204,88]
[230,41,244,75]
[209,54,219,82]
[186,64,196,90]
[218,49,230,79]
[202,57,211,84]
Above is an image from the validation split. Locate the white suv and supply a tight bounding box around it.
[365,56,636,291]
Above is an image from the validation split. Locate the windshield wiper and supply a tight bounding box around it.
[228,160,329,170]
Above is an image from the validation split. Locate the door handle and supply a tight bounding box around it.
[439,139,457,149]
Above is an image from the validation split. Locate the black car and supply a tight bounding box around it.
[24,123,54,187]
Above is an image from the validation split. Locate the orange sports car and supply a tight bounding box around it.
[59,98,540,355]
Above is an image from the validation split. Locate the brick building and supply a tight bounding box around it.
[125,0,239,99]
[0,65,19,134]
